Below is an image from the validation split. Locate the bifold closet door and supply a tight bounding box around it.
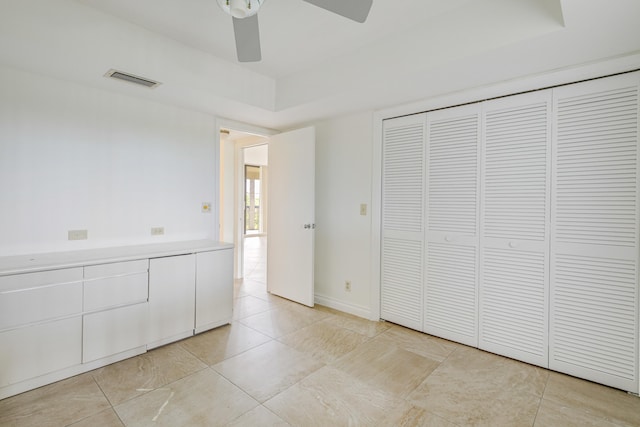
[424,104,481,346]
[380,114,426,330]
[479,90,552,368]
[550,72,640,393]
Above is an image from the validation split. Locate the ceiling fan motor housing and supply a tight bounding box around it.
[217,0,264,19]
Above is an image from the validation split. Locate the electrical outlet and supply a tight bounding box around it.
[360,203,367,216]
[68,229,88,240]
[151,227,165,236]
[345,280,352,292]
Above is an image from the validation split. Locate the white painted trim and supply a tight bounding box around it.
[369,115,383,322]
[215,117,277,280]
[314,293,371,320]
[0,346,146,400]
[146,330,193,350]
[215,117,279,138]
[369,53,640,332]
[378,53,640,121]
[194,319,230,335]
[212,120,221,242]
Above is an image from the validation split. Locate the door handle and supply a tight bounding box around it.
[303,224,316,229]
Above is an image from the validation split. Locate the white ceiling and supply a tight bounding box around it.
[76,0,472,79]
[1,0,639,130]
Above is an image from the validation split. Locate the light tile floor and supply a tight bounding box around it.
[2,237,640,426]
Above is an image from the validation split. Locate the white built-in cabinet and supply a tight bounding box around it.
[0,241,233,400]
[381,71,640,393]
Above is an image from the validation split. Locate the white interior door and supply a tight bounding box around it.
[267,126,315,307]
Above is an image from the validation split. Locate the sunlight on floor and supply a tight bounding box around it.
[242,235,266,283]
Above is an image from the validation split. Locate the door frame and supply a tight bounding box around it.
[215,118,278,279]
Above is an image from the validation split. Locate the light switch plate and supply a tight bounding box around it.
[360,203,367,216]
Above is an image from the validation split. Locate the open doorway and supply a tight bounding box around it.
[244,164,262,235]
[219,123,316,306]
[241,144,268,284]
[218,126,269,290]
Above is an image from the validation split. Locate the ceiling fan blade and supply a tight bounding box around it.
[232,15,261,62]
[302,0,373,23]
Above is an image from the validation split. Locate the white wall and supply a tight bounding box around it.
[314,112,373,318]
[0,65,217,256]
[244,144,268,166]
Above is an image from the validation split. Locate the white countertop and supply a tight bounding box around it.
[0,240,234,276]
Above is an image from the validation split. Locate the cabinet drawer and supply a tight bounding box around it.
[84,273,148,312]
[82,303,148,363]
[0,269,83,331]
[0,316,82,387]
[0,268,83,292]
[84,259,148,280]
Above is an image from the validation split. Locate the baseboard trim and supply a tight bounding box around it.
[314,294,373,320]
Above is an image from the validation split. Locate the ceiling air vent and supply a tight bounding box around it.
[105,69,161,89]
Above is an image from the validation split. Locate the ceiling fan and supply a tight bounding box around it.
[216,0,373,62]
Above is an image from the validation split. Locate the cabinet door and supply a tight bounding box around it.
[550,72,640,393]
[380,114,426,330]
[0,317,81,388]
[195,249,233,333]
[83,303,148,363]
[424,104,481,347]
[148,255,196,348]
[479,90,552,368]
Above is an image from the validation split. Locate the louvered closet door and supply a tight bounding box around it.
[550,72,640,393]
[424,104,481,346]
[479,91,552,368]
[381,114,426,330]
